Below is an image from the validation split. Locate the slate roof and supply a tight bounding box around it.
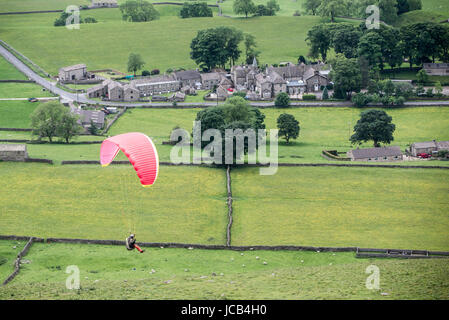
[412,141,437,149]
[350,146,402,159]
[60,64,86,72]
[174,69,201,80]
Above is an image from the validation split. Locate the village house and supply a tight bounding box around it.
[130,75,180,96]
[0,144,28,161]
[174,70,202,88]
[423,63,449,76]
[410,140,449,156]
[70,106,105,130]
[58,64,88,82]
[200,72,222,90]
[90,0,118,8]
[347,146,403,162]
[87,79,140,102]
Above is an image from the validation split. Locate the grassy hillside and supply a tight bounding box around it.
[0,10,320,75]
[0,56,27,80]
[231,166,449,250]
[0,242,448,299]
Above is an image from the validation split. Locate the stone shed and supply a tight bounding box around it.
[0,144,28,161]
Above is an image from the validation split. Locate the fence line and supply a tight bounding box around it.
[1,237,40,286]
[226,165,233,246]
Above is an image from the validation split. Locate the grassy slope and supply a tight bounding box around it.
[0,56,27,80]
[231,166,449,250]
[0,0,89,12]
[0,83,54,99]
[0,240,25,282]
[0,163,227,244]
[0,242,448,299]
[0,10,320,75]
[0,100,40,128]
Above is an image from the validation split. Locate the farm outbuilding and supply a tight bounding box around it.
[347,146,403,162]
[0,144,28,161]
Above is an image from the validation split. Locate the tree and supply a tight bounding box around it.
[30,101,65,142]
[350,109,396,147]
[233,0,256,18]
[180,2,213,18]
[274,92,290,107]
[277,113,300,144]
[416,69,429,84]
[58,112,83,143]
[322,87,329,100]
[190,27,244,70]
[435,81,443,97]
[331,23,362,59]
[266,0,280,13]
[127,53,145,76]
[303,0,322,15]
[306,24,332,61]
[329,54,362,100]
[316,0,347,22]
[244,33,260,64]
[378,0,398,24]
[119,0,159,22]
[193,96,265,165]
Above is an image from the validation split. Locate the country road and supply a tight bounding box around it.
[2,40,449,108]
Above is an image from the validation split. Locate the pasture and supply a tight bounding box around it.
[0,241,448,299]
[0,163,228,244]
[231,166,449,250]
[0,10,321,75]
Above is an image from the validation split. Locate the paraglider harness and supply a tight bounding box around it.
[125,234,144,253]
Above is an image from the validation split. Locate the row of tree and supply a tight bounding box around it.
[233,0,280,18]
[180,2,213,18]
[303,0,422,24]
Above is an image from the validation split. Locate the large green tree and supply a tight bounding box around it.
[330,54,362,99]
[233,0,256,18]
[127,53,145,76]
[350,109,396,147]
[58,112,83,143]
[306,24,332,61]
[316,0,347,22]
[277,113,300,144]
[119,0,159,22]
[331,23,362,59]
[303,0,322,15]
[190,27,244,70]
[244,33,260,64]
[378,0,398,24]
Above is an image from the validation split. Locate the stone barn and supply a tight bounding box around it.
[0,144,28,161]
[347,146,403,162]
[58,64,87,82]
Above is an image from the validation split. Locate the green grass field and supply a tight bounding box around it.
[231,166,449,250]
[0,163,227,244]
[0,0,89,12]
[0,100,40,128]
[0,56,27,80]
[0,83,54,99]
[0,241,448,299]
[0,240,25,282]
[0,10,320,75]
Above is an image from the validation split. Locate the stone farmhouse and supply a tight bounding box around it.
[90,0,118,8]
[87,79,139,102]
[130,75,180,96]
[58,64,99,83]
[0,144,28,162]
[347,146,403,162]
[410,140,449,156]
[174,70,202,88]
[423,63,449,76]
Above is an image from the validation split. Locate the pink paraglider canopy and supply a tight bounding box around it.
[100,132,159,187]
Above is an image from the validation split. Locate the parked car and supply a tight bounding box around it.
[28,97,38,102]
[417,153,431,158]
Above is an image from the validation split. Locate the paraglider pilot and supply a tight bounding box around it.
[125,234,144,253]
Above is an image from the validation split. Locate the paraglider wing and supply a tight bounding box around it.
[100,132,159,187]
